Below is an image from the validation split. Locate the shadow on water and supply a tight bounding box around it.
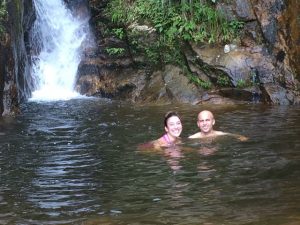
[0,99,300,224]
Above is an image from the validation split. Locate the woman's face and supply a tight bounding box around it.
[165,116,182,137]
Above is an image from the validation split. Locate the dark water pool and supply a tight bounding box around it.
[0,98,299,225]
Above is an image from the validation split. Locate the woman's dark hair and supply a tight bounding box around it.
[164,111,180,127]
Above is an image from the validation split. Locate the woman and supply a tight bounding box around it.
[152,111,183,149]
[137,111,183,171]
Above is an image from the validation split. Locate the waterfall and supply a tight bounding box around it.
[29,0,90,101]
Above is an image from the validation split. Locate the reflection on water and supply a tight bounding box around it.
[163,146,184,172]
[0,99,300,224]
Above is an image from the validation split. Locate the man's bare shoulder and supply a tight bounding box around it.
[214,131,228,136]
[189,131,227,139]
[188,132,201,139]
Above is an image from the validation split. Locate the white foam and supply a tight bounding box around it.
[30,0,90,101]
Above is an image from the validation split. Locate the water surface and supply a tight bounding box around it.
[0,99,299,225]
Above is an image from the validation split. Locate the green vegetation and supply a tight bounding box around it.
[104,0,244,88]
[144,44,161,64]
[217,74,231,87]
[236,69,261,89]
[236,79,248,88]
[105,47,125,56]
[111,28,125,39]
[188,73,212,89]
[106,0,243,45]
[0,0,7,35]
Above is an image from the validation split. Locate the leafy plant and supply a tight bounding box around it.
[236,79,248,88]
[217,75,231,87]
[106,0,128,24]
[112,28,125,39]
[229,20,245,30]
[188,73,212,89]
[0,0,7,35]
[104,0,245,66]
[144,46,160,64]
[105,47,125,56]
[106,0,244,43]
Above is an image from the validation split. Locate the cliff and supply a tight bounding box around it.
[76,0,300,105]
[0,0,34,115]
[1,0,300,117]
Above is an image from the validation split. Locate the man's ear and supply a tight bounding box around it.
[212,119,215,125]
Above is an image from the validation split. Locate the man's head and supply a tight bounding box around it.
[197,110,215,134]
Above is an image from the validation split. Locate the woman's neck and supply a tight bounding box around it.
[164,133,175,144]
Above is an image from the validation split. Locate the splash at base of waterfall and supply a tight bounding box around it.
[29,0,92,102]
[30,88,81,102]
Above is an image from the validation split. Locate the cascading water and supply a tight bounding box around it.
[29,0,90,101]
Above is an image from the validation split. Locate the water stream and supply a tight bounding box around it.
[30,0,90,101]
[7,1,300,224]
[0,100,300,225]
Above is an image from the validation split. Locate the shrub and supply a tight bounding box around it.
[105,47,125,56]
[217,75,231,87]
[0,0,7,35]
[188,73,212,89]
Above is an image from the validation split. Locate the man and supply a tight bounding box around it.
[189,110,248,141]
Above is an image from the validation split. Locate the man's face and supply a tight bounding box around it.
[197,112,215,134]
[165,116,182,137]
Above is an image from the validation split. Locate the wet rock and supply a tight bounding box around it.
[217,0,256,21]
[163,65,203,104]
[252,0,284,45]
[188,42,297,104]
[277,0,300,79]
[128,65,203,104]
[241,21,262,48]
[76,74,103,96]
[235,0,256,20]
[224,44,237,53]
[262,83,291,105]
[198,93,241,105]
[218,87,262,102]
[76,0,300,105]
[0,0,34,116]
[138,71,168,104]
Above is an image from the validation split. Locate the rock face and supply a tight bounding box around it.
[75,0,300,105]
[278,0,300,79]
[1,0,300,115]
[0,0,34,115]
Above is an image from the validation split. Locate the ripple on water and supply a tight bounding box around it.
[1,101,300,224]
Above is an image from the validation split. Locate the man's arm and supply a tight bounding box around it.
[227,133,248,141]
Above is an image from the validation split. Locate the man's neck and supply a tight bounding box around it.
[201,130,215,137]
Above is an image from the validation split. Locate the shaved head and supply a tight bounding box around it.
[196,110,215,135]
[198,110,214,121]
[189,110,241,139]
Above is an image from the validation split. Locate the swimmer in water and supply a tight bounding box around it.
[152,111,183,149]
[188,110,248,141]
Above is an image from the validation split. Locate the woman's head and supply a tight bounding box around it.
[164,111,182,138]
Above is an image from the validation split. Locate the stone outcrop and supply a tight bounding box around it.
[2,0,300,115]
[76,0,300,105]
[0,0,34,115]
